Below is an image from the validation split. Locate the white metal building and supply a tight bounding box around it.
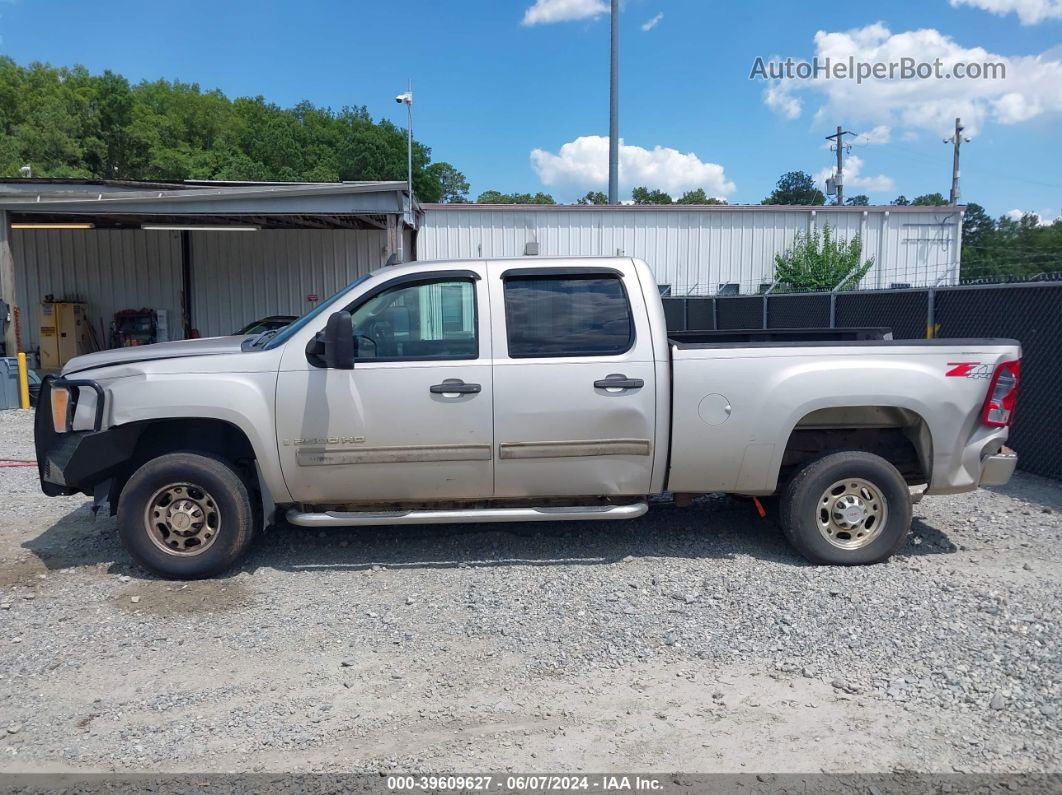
[417,204,964,295]
[0,179,418,361]
[0,179,966,368]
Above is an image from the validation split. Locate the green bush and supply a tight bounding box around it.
[773,225,873,292]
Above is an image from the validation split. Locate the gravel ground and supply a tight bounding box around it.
[0,409,1058,774]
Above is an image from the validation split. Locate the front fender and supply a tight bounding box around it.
[103,371,291,504]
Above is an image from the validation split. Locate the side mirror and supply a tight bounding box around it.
[305,311,354,369]
[323,311,355,369]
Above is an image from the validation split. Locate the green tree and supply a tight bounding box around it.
[773,225,873,291]
[513,191,555,204]
[762,171,825,205]
[952,201,1062,281]
[912,192,948,206]
[891,195,910,206]
[476,190,555,204]
[676,188,727,205]
[577,190,608,205]
[845,194,870,206]
[962,203,994,243]
[427,162,469,203]
[632,186,672,204]
[0,56,460,202]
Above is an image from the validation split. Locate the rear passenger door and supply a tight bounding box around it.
[488,262,657,498]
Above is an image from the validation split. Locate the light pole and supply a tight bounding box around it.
[608,0,619,204]
[395,83,413,206]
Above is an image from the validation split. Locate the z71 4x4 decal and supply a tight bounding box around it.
[946,362,993,379]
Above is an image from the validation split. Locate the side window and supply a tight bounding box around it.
[349,279,477,361]
[503,274,634,358]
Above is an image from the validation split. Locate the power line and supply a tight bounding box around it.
[880,141,1062,191]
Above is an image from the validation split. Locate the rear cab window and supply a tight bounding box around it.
[502,272,634,358]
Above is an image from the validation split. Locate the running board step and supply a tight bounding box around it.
[286,502,648,527]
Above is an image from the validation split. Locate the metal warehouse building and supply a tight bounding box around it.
[0,178,964,369]
[418,203,964,296]
[0,179,417,362]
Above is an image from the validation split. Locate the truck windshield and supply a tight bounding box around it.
[260,273,373,351]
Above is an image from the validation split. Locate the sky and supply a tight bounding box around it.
[1,0,1060,219]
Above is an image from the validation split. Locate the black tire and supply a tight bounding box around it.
[117,452,256,579]
[780,451,911,565]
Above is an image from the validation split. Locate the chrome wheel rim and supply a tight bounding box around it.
[144,483,220,557]
[816,478,887,550]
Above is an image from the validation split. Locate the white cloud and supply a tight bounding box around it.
[763,83,802,119]
[641,12,663,31]
[949,0,1062,24]
[530,135,736,199]
[853,125,891,145]
[522,0,608,26]
[1005,208,1060,224]
[822,124,890,149]
[814,154,896,194]
[761,23,1062,136]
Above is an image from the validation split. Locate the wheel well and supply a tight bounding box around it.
[779,406,932,489]
[107,418,259,514]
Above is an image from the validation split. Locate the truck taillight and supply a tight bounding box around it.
[980,360,1020,428]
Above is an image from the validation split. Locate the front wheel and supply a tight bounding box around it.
[780,451,912,565]
[117,452,256,579]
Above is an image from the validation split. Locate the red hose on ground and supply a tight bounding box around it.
[0,459,36,467]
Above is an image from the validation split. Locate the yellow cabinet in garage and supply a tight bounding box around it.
[39,302,92,370]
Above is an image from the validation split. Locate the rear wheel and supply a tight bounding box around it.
[117,452,256,579]
[780,451,911,565]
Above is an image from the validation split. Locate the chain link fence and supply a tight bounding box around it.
[662,281,1062,482]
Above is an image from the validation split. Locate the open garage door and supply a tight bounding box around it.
[13,229,183,356]
[190,229,390,338]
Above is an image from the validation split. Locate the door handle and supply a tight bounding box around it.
[429,380,481,395]
[594,374,644,390]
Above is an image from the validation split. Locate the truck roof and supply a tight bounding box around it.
[373,255,638,278]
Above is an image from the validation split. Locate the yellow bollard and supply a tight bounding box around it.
[16,352,30,410]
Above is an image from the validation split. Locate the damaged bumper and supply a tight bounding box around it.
[979,446,1017,487]
[34,376,138,496]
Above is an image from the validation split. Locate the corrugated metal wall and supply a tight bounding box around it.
[417,207,962,295]
[190,229,388,337]
[13,229,182,353]
[12,228,390,354]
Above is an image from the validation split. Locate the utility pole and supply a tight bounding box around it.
[944,117,969,205]
[825,126,854,205]
[608,0,619,204]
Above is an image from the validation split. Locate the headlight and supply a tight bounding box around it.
[51,386,71,433]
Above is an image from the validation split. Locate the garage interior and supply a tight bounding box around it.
[0,179,418,369]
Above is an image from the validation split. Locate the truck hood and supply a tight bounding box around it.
[62,336,249,376]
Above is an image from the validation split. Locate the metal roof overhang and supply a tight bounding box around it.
[0,181,419,231]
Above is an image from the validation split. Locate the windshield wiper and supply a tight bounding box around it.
[250,328,282,348]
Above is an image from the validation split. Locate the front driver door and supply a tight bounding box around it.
[276,268,494,504]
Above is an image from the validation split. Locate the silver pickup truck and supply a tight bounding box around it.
[34,257,1020,578]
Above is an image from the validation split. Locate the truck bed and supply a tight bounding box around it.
[664,336,1021,497]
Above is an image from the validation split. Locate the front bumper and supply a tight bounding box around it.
[35,376,139,496]
[979,446,1017,487]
